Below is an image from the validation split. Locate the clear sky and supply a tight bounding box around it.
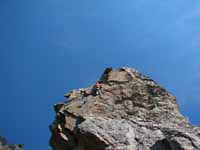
[0,0,200,150]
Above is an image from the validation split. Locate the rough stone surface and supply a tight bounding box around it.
[0,136,23,150]
[49,67,200,150]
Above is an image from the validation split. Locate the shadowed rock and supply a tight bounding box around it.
[49,67,200,150]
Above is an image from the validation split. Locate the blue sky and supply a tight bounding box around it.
[0,1,200,150]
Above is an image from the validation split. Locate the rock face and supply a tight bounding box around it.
[0,136,23,150]
[49,67,200,150]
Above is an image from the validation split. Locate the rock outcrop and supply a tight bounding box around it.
[0,136,23,150]
[49,67,200,150]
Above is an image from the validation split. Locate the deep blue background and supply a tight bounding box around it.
[0,1,200,150]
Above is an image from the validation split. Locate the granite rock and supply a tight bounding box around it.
[50,67,200,150]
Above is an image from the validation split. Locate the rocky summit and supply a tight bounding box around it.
[49,67,200,150]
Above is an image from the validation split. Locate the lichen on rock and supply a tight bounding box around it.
[49,67,200,150]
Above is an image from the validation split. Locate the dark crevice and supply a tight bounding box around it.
[151,139,173,150]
